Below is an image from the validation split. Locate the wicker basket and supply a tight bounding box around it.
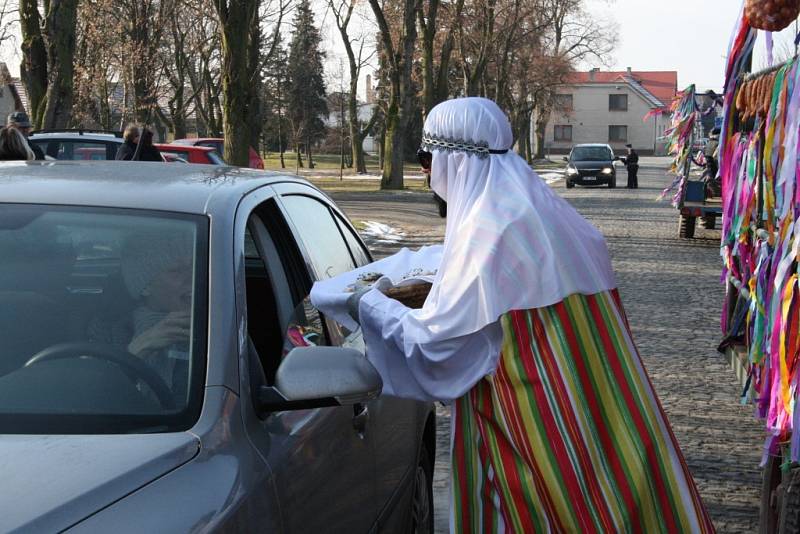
[383,282,432,309]
[746,0,800,31]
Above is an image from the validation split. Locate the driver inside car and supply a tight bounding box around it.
[89,231,194,402]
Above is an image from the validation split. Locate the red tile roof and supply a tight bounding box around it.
[569,70,678,107]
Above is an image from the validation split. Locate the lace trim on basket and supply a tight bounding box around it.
[420,133,508,159]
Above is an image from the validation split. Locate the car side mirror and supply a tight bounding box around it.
[257,346,382,414]
[562,156,569,162]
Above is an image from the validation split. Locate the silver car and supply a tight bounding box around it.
[0,162,435,533]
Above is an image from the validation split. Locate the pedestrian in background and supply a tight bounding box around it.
[134,128,164,162]
[7,111,44,160]
[116,124,140,161]
[0,126,35,161]
[622,143,639,188]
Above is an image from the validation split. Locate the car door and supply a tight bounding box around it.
[274,183,423,527]
[236,193,377,533]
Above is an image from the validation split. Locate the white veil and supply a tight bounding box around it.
[399,97,616,343]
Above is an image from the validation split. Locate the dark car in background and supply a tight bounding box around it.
[563,143,617,188]
[0,162,434,533]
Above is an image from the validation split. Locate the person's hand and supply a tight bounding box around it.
[347,286,372,324]
[128,311,191,356]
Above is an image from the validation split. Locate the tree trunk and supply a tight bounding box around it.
[244,6,263,156]
[305,136,314,169]
[533,107,548,160]
[369,0,418,190]
[215,1,258,167]
[41,0,78,128]
[19,0,48,128]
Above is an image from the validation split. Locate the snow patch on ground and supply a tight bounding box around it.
[360,221,406,243]
[539,172,563,184]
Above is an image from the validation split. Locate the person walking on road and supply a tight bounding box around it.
[622,143,639,188]
[7,111,44,160]
[346,97,713,533]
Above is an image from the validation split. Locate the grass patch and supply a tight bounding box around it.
[261,152,421,174]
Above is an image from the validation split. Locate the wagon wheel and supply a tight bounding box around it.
[779,466,800,533]
[761,454,782,534]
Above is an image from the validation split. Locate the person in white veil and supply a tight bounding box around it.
[349,97,713,533]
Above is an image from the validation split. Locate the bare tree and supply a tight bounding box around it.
[329,0,377,173]
[368,0,421,189]
[213,0,260,166]
[418,0,464,118]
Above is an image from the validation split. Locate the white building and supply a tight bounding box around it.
[544,68,677,155]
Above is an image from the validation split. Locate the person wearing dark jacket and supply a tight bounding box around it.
[621,143,639,189]
[135,128,163,162]
[116,125,140,161]
[7,111,44,160]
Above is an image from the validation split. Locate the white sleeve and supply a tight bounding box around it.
[358,289,504,403]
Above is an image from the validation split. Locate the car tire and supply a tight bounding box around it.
[701,215,716,230]
[565,180,574,189]
[608,178,616,189]
[410,442,434,534]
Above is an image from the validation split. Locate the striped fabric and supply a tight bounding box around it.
[451,290,713,533]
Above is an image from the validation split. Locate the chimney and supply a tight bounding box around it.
[365,74,373,104]
[589,67,600,81]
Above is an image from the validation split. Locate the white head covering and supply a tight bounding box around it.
[405,97,616,342]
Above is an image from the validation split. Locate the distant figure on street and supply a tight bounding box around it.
[7,111,44,160]
[135,128,164,162]
[116,124,140,161]
[0,126,35,161]
[621,143,639,189]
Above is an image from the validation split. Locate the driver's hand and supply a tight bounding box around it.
[128,311,191,356]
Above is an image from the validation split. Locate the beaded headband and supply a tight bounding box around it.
[420,132,509,159]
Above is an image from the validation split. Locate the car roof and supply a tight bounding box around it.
[172,138,222,144]
[572,143,612,148]
[0,161,310,215]
[29,132,123,143]
[155,144,217,153]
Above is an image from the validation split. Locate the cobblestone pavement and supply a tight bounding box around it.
[333,162,765,533]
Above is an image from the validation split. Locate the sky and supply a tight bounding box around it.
[0,1,795,99]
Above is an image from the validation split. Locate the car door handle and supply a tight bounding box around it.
[353,404,369,436]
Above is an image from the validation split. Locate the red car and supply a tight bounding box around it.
[155,144,224,165]
[172,138,265,169]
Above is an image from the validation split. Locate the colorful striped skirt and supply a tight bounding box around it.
[451,290,714,533]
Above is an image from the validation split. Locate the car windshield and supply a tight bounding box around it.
[207,151,225,165]
[571,146,613,162]
[0,205,208,434]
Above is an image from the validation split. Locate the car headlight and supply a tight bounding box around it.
[566,166,579,176]
[601,167,613,175]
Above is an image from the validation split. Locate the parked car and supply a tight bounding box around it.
[0,162,435,533]
[155,144,224,165]
[172,137,265,169]
[563,143,617,188]
[29,130,123,161]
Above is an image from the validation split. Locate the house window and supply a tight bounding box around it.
[609,94,628,111]
[554,125,572,142]
[609,125,628,142]
[554,94,573,112]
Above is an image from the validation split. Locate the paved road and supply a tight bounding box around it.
[332,163,764,533]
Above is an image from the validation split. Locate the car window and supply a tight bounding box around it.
[0,205,208,434]
[334,214,371,267]
[207,151,225,165]
[280,195,357,279]
[31,140,116,161]
[571,146,612,161]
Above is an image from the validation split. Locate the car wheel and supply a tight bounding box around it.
[565,180,574,189]
[410,442,434,534]
[678,215,696,239]
[608,178,616,189]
